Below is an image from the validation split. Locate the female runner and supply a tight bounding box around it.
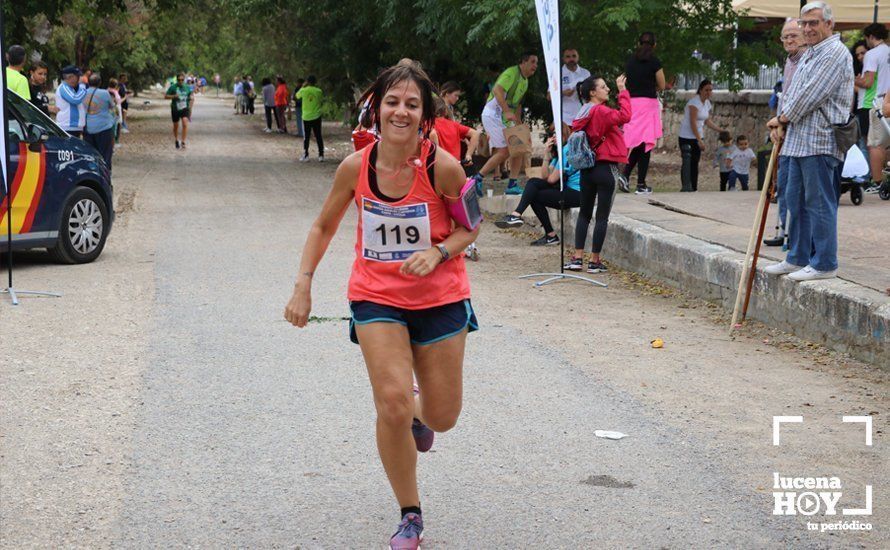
[284,62,478,549]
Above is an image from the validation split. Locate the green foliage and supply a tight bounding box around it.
[6,0,779,121]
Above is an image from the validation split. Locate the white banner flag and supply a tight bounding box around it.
[535,0,563,180]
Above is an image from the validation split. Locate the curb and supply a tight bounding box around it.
[482,195,890,367]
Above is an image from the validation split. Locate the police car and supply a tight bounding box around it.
[2,89,113,263]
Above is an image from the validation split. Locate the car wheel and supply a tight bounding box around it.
[48,187,109,264]
[850,185,863,205]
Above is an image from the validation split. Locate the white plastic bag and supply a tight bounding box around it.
[842,144,870,179]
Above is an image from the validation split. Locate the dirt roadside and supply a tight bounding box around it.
[0,91,885,548]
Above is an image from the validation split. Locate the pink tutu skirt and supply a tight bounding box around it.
[623,97,663,152]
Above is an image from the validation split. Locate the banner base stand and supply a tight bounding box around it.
[1,287,62,306]
[518,272,607,288]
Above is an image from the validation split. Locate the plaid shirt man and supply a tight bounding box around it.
[780,33,854,160]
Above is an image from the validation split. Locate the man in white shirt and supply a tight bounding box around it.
[560,49,590,133]
[856,23,890,188]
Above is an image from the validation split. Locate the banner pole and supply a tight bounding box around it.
[0,2,62,305]
[521,0,605,288]
[1,0,14,291]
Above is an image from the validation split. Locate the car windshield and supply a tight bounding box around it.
[6,90,68,139]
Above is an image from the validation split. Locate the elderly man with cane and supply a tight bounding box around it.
[763,18,807,248]
[764,1,853,281]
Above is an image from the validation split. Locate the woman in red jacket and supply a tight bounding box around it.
[566,74,631,273]
[274,76,289,134]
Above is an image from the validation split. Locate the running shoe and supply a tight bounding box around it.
[864,183,881,194]
[299,153,309,162]
[181,141,187,149]
[412,419,434,452]
[587,261,608,273]
[389,513,423,550]
[318,156,325,163]
[635,186,652,195]
[505,183,523,195]
[495,214,523,228]
[175,140,180,149]
[564,257,583,271]
[264,128,272,133]
[763,235,785,247]
[531,234,559,246]
[411,384,434,452]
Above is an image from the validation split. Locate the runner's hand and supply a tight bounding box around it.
[400,248,442,277]
[504,111,519,124]
[284,287,312,327]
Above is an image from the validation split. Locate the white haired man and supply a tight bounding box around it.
[765,18,808,247]
[765,2,853,281]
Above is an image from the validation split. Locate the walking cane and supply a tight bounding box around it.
[742,145,780,320]
[730,139,782,332]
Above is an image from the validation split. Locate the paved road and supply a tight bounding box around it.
[1,93,886,548]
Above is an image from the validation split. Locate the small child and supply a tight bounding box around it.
[714,131,733,192]
[727,135,756,191]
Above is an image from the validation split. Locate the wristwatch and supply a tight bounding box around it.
[435,244,450,261]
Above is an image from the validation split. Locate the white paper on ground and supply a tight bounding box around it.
[594,430,628,440]
[842,145,869,179]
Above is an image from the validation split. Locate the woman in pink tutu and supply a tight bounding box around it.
[622,32,665,195]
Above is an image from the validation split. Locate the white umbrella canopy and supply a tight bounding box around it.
[733,0,883,24]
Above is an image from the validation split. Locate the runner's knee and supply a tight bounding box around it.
[374,388,414,429]
[421,404,462,433]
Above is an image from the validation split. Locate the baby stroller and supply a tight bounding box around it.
[839,144,869,205]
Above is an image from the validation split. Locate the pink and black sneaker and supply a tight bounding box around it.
[411,384,434,452]
[389,512,423,550]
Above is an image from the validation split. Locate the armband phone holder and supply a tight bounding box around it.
[443,177,483,231]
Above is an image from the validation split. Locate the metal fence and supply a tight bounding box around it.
[675,64,783,91]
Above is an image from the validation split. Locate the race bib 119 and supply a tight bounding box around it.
[361,197,431,262]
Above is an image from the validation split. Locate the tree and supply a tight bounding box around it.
[6,0,779,121]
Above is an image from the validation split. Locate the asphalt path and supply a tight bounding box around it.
[1,93,885,549]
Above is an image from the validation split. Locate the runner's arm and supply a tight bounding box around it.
[285,154,360,326]
[400,152,479,277]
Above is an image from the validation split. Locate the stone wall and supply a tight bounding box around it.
[656,90,774,155]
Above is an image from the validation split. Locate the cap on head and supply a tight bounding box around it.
[60,65,83,77]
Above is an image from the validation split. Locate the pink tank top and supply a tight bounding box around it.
[347,141,471,309]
